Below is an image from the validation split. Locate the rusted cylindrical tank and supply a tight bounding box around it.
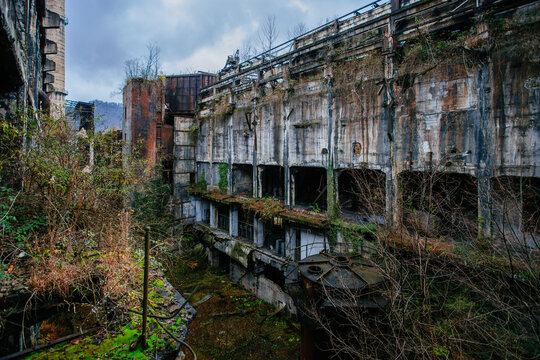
[296,252,387,360]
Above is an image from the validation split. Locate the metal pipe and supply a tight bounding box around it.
[140,226,151,349]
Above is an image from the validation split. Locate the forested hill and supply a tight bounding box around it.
[92,100,122,132]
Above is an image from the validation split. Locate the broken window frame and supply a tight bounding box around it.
[217,203,230,232]
[238,209,254,242]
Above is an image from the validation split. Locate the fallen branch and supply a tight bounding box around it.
[192,293,213,307]
[258,303,286,324]
[211,310,253,318]
[153,317,197,360]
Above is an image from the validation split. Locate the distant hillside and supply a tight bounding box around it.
[91,100,122,132]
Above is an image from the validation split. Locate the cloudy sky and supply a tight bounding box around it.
[66,0,371,103]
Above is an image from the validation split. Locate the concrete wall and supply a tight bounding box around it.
[45,0,66,117]
[192,0,540,246]
[0,0,52,115]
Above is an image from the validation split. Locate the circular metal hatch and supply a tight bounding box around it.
[298,252,385,291]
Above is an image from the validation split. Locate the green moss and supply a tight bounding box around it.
[26,271,180,360]
[218,163,229,193]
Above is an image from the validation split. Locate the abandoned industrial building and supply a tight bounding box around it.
[1,0,537,357]
[121,0,540,322]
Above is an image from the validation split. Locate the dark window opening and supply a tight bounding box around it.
[238,209,254,241]
[293,167,327,210]
[263,264,285,288]
[338,168,386,224]
[492,176,540,235]
[161,159,173,185]
[203,208,210,224]
[261,166,284,200]
[217,204,229,232]
[200,200,210,225]
[164,110,174,126]
[264,219,286,256]
[400,171,478,240]
[233,164,253,195]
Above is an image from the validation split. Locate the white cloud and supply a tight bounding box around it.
[164,25,255,74]
[67,66,122,102]
[287,0,308,13]
[66,0,368,102]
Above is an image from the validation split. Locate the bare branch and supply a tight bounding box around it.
[258,15,279,52]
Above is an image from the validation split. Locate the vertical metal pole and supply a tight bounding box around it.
[141,226,150,349]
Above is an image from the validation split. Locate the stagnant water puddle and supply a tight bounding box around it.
[165,256,300,360]
[0,256,299,359]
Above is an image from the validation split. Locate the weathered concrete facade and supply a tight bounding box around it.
[44,0,66,117]
[181,0,540,309]
[0,0,66,117]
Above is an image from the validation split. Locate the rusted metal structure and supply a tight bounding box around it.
[122,78,165,172]
[122,74,217,185]
[165,73,216,116]
[296,253,387,359]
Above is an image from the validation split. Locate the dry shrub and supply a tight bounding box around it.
[332,52,383,98]
[0,111,148,307]
[28,211,139,304]
[318,164,539,359]
[214,100,234,119]
[307,235,539,359]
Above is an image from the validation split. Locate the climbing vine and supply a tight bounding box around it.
[218,163,229,193]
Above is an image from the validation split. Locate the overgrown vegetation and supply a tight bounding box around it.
[131,168,174,233]
[312,163,539,359]
[332,52,383,98]
[0,108,180,357]
[218,163,229,193]
[0,109,150,300]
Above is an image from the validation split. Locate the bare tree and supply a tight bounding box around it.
[142,42,161,79]
[123,42,162,82]
[240,38,256,61]
[288,22,307,39]
[258,15,279,52]
[308,160,540,359]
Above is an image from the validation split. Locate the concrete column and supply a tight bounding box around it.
[174,116,197,231]
[228,114,234,194]
[283,95,292,207]
[257,167,263,198]
[325,68,338,219]
[290,169,296,207]
[383,15,399,228]
[209,203,217,228]
[285,226,294,259]
[207,247,220,268]
[252,84,259,197]
[254,218,264,248]
[476,61,493,239]
[195,199,202,222]
[230,206,239,237]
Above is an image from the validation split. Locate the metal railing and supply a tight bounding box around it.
[204,0,390,90]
